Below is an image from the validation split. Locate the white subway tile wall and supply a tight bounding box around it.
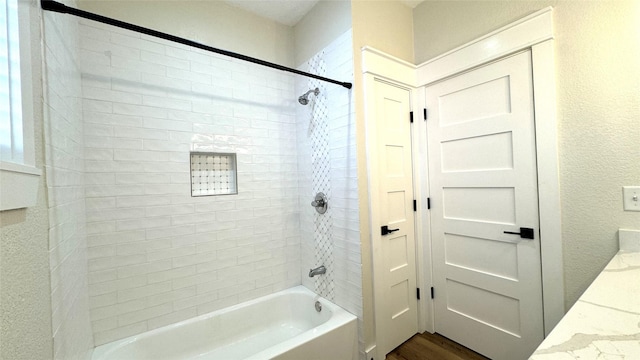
[79,20,302,345]
[20,5,361,355]
[42,4,95,359]
[296,30,363,355]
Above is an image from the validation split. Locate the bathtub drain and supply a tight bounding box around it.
[315,301,322,312]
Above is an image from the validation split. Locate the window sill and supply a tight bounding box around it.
[0,161,42,211]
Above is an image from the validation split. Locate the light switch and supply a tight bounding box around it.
[622,186,640,211]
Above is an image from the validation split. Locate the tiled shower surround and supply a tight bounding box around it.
[297,30,363,353]
[305,52,336,300]
[76,20,361,347]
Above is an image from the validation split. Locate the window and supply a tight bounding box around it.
[0,0,41,211]
[1,0,23,163]
[0,0,24,163]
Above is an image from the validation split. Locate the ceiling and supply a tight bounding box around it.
[223,0,425,27]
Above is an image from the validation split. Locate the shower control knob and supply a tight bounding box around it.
[311,192,328,214]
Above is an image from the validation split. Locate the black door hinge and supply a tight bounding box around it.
[413,200,417,212]
[410,111,414,123]
[430,287,434,299]
[417,288,421,300]
[423,108,427,120]
[427,197,431,210]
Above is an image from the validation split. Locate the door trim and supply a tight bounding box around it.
[361,66,432,360]
[362,5,563,338]
[361,50,434,337]
[416,6,563,336]
[415,7,554,86]
[363,75,421,360]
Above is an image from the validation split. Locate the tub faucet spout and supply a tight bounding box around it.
[308,265,326,277]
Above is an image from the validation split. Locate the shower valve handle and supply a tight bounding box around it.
[311,192,328,214]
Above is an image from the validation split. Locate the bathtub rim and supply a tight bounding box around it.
[91,285,357,360]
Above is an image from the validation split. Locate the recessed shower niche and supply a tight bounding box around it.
[190,152,238,196]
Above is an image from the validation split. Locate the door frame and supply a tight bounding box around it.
[416,7,562,336]
[362,7,562,355]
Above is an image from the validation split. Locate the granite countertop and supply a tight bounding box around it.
[531,229,640,359]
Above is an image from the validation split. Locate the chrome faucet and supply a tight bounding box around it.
[308,265,326,277]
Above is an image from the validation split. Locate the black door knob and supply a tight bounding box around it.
[381,225,400,236]
[504,227,534,239]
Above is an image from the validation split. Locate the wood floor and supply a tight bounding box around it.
[386,332,490,360]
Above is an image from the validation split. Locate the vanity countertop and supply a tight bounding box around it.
[530,229,640,359]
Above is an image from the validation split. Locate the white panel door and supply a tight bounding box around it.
[426,51,543,360]
[372,80,418,357]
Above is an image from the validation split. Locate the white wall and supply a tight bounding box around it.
[79,20,302,345]
[42,1,95,358]
[293,0,351,67]
[413,0,640,309]
[77,0,295,67]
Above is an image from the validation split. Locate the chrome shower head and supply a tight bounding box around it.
[298,88,320,105]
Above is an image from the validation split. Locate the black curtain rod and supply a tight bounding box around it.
[40,0,353,90]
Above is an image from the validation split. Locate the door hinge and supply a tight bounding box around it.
[417,288,420,300]
[410,111,414,123]
[427,197,431,210]
[423,108,427,120]
[413,199,417,212]
[430,287,434,299]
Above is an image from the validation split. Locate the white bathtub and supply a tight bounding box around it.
[92,286,358,360]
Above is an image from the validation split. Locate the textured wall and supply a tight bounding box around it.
[42,1,95,358]
[77,0,295,67]
[413,1,553,63]
[352,0,415,64]
[413,0,640,309]
[0,3,52,360]
[0,56,53,360]
[293,0,351,67]
[0,176,51,360]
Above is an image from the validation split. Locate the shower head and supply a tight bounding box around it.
[298,88,320,105]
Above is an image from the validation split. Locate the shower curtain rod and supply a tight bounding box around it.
[40,0,353,90]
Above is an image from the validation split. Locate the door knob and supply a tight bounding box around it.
[381,225,400,236]
[504,227,534,239]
